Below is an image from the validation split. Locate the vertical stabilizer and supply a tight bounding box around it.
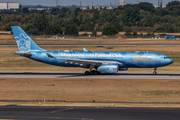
[11,26,45,52]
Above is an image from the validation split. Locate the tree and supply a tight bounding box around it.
[29,14,49,35]
[98,10,116,24]
[154,26,166,33]
[92,9,99,21]
[122,6,140,26]
[74,8,81,17]
[92,30,97,36]
[117,5,123,10]
[60,7,69,14]
[4,22,15,31]
[79,24,86,31]
[114,23,123,32]
[109,22,123,32]
[73,18,80,26]
[102,25,119,35]
[166,0,180,7]
[138,2,155,13]
[173,8,180,16]
[64,25,78,36]
[167,26,175,33]
[45,25,63,35]
[122,4,132,10]
[79,14,83,23]
[82,15,91,23]
[51,7,60,15]
[133,31,137,36]
[124,27,132,35]
[146,33,151,36]
[23,7,29,14]
[155,7,169,16]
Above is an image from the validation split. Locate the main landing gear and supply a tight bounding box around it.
[85,70,101,75]
[153,68,157,75]
[84,65,101,75]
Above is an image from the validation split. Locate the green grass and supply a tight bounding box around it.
[142,90,180,96]
[45,84,55,86]
[0,33,10,35]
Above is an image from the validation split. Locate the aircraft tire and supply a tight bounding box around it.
[153,72,157,75]
[85,71,89,75]
[90,70,95,75]
[94,71,98,75]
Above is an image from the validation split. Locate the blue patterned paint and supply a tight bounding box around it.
[11,26,174,72]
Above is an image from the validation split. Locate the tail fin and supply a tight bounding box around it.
[11,26,45,52]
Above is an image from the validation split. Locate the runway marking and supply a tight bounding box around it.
[51,107,73,113]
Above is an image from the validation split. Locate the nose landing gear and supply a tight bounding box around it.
[153,68,157,75]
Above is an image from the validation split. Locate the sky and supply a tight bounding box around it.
[0,0,176,6]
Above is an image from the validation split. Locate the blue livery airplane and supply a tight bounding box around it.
[11,26,174,75]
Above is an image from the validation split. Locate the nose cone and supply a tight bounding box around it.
[169,58,174,64]
[163,58,174,66]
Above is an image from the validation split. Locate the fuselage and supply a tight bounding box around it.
[18,51,174,69]
[11,26,174,74]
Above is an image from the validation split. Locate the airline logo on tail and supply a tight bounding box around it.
[15,33,31,52]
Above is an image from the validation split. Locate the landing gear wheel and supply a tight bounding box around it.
[153,72,157,75]
[90,70,95,75]
[153,68,157,75]
[85,71,89,75]
[94,71,98,75]
[94,71,101,75]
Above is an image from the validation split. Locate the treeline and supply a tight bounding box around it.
[1,1,180,36]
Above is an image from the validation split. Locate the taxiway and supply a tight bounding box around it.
[0,106,180,120]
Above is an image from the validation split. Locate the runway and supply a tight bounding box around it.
[0,72,180,79]
[1,43,180,46]
[0,106,180,120]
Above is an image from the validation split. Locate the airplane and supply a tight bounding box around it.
[11,26,174,75]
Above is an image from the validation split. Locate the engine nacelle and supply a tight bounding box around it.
[98,64,118,73]
[119,68,128,71]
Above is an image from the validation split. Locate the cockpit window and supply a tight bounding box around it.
[164,57,169,59]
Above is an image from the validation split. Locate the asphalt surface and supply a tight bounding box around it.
[0,72,180,79]
[1,43,180,46]
[0,106,180,120]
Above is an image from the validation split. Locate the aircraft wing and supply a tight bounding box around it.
[47,53,122,66]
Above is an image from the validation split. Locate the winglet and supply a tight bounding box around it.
[11,26,46,52]
[83,48,88,52]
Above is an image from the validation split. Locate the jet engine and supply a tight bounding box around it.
[98,64,118,73]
